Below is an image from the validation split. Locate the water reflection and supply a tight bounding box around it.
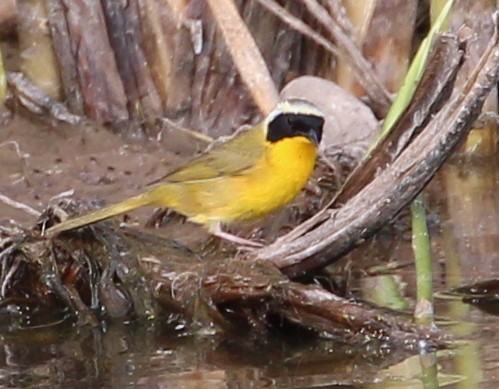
[0,305,492,389]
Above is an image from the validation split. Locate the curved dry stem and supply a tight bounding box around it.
[255,21,499,278]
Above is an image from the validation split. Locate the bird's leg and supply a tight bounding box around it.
[208,223,263,248]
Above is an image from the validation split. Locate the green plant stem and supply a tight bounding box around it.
[0,44,6,105]
[411,195,434,324]
[420,352,439,389]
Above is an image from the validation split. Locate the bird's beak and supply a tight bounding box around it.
[307,128,320,146]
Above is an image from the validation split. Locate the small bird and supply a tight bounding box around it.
[45,99,324,246]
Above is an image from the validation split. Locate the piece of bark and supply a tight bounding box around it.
[137,0,177,113]
[62,0,128,123]
[46,0,84,115]
[100,0,163,121]
[157,0,195,119]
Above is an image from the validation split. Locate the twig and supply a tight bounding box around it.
[0,193,41,217]
[0,41,6,104]
[7,72,83,125]
[255,0,341,58]
[159,117,213,143]
[207,0,279,114]
[0,140,32,186]
[0,140,28,160]
[324,0,357,37]
[50,189,75,201]
[1,255,20,298]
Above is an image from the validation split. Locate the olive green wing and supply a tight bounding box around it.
[152,126,266,184]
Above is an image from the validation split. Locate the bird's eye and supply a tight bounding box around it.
[286,116,295,126]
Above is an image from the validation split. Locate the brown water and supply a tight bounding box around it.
[1,117,499,388]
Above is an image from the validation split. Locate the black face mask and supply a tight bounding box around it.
[267,113,324,145]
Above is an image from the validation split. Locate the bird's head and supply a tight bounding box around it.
[265,99,324,146]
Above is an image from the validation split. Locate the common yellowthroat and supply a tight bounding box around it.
[45,99,324,245]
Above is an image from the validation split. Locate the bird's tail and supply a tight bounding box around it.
[45,193,153,236]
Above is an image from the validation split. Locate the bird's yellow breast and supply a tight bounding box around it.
[164,136,317,225]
